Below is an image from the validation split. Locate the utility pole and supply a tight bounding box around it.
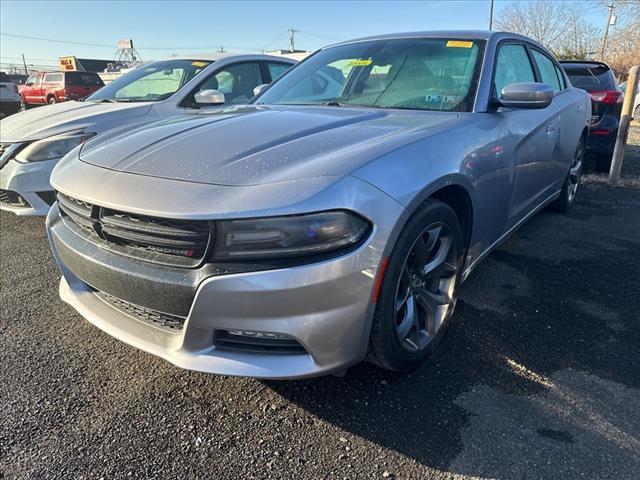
[489,0,494,30]
[609,65,639,183]
[288,28,299,52]
[21,53,28,75]
[599,2,615,61]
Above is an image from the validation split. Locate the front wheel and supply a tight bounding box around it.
[368,199,464,371]
[550,137,584,213]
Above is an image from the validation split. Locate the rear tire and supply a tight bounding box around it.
[47,96,57,105]
[368,199,464,372]
[551,136,584,213]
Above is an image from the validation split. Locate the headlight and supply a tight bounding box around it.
[15,132,95,163]
[213,210,372,260]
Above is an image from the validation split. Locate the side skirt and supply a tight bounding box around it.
[461,189,561,282]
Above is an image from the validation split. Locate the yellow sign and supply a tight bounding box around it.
[349,59,373,66]
[446,40,474,48]
[58,56,78,71]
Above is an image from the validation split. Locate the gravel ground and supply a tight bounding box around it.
[1,127,639,479]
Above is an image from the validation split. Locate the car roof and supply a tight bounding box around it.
[330,30,540,46]
[163,52,296,63]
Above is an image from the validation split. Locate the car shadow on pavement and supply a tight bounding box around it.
[268,175,640,477]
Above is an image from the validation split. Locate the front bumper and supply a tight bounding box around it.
[47,181,403,378]
[0,158,58,215]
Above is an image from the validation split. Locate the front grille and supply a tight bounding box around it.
[0,189,29,208]
[95,291,186,332]
[57,193,212,267]
[214,330,307,354]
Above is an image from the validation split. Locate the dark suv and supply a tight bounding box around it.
[560,61,623,171]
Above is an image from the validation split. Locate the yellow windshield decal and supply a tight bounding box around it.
[446,40,474,48]
[350,59,373,66]
[191,61,208,67]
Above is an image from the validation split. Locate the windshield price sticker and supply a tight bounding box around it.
[350,59,373,66]
[446,40,473,48]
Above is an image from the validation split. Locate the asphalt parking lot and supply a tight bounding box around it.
[1,127,639,479]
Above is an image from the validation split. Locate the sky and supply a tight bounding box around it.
[0,0,611,71]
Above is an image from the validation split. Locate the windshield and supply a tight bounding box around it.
[87,59,212,103]
[257,38,485,112]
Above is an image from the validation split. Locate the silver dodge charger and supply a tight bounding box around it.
[47,31,590,378]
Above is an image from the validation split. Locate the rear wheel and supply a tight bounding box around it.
[47,96,57,105]
[551,137,584,213]
[368,199,464,371]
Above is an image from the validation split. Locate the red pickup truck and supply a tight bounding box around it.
[19,71,105,107]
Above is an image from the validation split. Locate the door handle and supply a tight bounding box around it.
[577,105,584,113]
[546,123,556,136]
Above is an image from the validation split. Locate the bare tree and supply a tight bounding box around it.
[557,6,602,59]
[494,1,573,51]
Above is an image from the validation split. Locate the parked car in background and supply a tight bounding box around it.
[619,80,640,119]
[0,54,295,215]
[0,72,22,118]
[47,31,590,379]
[19,71,105,107]
[560,61,623,170]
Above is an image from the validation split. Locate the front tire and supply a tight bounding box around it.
[368,199,464,371]
[551,136,584,213]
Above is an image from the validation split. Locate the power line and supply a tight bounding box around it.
[259,31,289,51]
[298,30,345,41]
[1,33,114,48]
[0,32,265,52]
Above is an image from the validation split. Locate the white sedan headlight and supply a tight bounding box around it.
[15,132,95,163]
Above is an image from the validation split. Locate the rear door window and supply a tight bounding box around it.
[44,73,56,83]
[531,50,561,92]
[494,44,536,97]
[266,62,292,82]
[553,64,566,90]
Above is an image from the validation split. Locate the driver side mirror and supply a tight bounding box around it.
[25,82,33,87]
[194,89,225,106]
[253,84,269,97]
[497,82,553,109]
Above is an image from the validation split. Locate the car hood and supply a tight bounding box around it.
[0,100,153,142]
[79,105,461,186]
